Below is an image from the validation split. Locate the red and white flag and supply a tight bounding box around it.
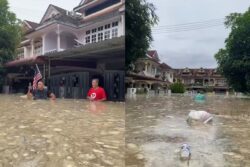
[32,64,42,90]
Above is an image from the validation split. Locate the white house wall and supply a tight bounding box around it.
[60,32,76,50]
[44,32,57,53]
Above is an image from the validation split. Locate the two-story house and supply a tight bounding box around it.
[173,68,229,92]
[5,0,125,101]
[126,50,174,93]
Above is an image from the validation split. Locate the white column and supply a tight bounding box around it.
[57,33,61,51]
[30,39,34,57]
[24,46,27,58]
[119,14,125,36]
[42,34,46,55]
[57,25,61,51]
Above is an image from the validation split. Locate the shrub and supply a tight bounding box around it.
[170,82,185,93]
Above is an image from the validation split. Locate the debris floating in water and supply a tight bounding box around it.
[187,110,213,124]
[180,143,191,160]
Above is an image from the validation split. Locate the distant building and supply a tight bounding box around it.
[173,68,229,92]
[126,50,174,93]
[126,49,230,94]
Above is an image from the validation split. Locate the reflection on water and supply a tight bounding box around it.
[126,94,250,167]
[0,95,124,167]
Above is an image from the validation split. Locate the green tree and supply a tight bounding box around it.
[170,82,185,93]
[126,0,158,70]
[215,7,250,93]
[0,0,22,89]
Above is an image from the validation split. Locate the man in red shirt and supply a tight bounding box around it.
[87,79,107,101]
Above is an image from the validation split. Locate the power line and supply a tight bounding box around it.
[153,23,223,32]
[153,20,224,31]
[152,19,225,34]
[153,18,224,29]
[153,23,224,33]
[153,25,224,34]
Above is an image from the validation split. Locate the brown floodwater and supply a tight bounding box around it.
[0,95,124,167]
[126,94,250,167]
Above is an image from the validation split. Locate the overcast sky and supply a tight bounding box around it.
[8,0,80,22]
[148,0,249,68]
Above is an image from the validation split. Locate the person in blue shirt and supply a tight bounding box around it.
[27,81,56,100]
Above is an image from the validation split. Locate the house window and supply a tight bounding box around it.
[92,28,97,33]
[104,31,110,40]
[92,34,96,43]
[112,21,118,27]
[18,52,24,59]
[112,28,118,37]
[85,36,90,44]
[86,30,90,35]
[105,24,110,29]
[98,26,103,31]
[98,33,103,41]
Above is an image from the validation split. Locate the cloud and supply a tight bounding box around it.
[159,50,218,68]
[8,0,79,22]
[148,0,249,68]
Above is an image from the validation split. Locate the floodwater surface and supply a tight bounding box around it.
[0,95,124,167]
[126,94,250,167]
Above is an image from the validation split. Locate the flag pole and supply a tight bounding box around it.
[35,64,41,74]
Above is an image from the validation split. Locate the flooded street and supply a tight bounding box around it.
[0,95,124,167]
[126,94,250,167]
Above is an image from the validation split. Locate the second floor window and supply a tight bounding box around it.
[112,21,118,27]
[92,28,97,33]
[84,21,120,44]
[105,24,110,29]
[85,36,90,44]
[112,28,118,38]
[86,30,91,35]
[98,33,103,41]
[98,26,103,31]
[104,31,110,40]
[92,34,96,43]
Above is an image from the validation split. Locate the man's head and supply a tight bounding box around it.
[37,81,44,90]
[92,78,99,88]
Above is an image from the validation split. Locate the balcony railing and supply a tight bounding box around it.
[45,49,57,55]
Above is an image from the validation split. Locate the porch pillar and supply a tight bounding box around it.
[57,33,61,51]
[30,39,34,57]
[119,14,125,36]
[57,25,61,51]
[42,34,46,55]
[24,46,27,58]
[145,63,147,72]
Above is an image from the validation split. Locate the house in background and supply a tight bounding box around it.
[126,50,174,93]
[173,68,229,93]
[5,0,125,101]
[126,49,229,94]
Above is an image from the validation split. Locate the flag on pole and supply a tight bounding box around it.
[32,64,42,90]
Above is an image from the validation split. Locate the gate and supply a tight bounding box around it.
[49,72,89,99]
[104,71,125,101]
